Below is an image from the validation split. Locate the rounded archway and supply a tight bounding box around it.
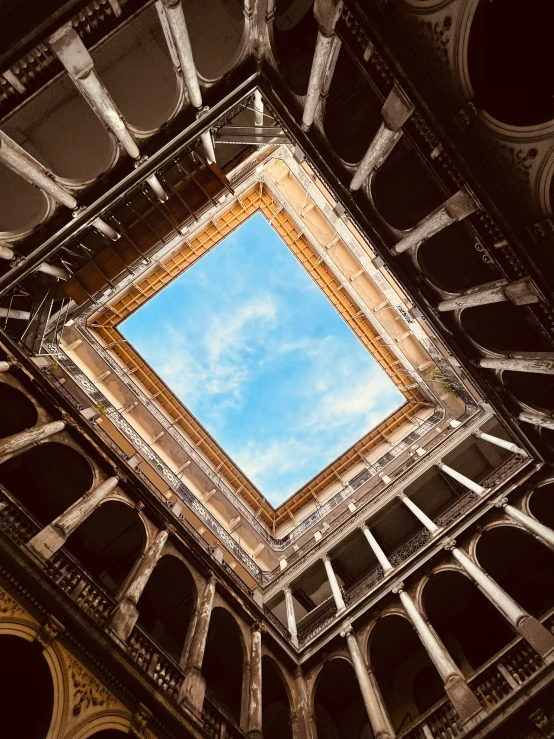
[0,163,49,235]
[0,383,38,437]
[503,372,554,414]
[529,483,554,530]
[371,141,445,231]
[136,555,196,663]
[314,657,370,738]
[467,0,554,126]
[422,569,513,671]
[272,0,317,96]
[369,614,443,730]
[262,657,292,739]
[323,48,382,165]
[476,525,554,618]
[460,302,548,354]
[0,635,54,738]
[203,607,244,723]
[0,442,93,525]
[184,0,245,81]
[65,501,146,595]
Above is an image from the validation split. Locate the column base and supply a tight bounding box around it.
[518,615,554,662]
[178,666,206,714]
[25,525,65,564]
[106,597,139,643]
[444,675,486,725]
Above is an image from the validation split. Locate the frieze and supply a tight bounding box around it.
[68,657,118,717]
[0,586,26,618]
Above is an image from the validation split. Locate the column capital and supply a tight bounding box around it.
[396,491,406,500]
[321,553,331,563]
[494,496,509,508]
[473,429,484,438]
[283,585,292,594]
[392,581,405,595]
[443,537,457,551]
[339,623,354,638]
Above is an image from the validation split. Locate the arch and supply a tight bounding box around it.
[136,554,196,663]
[422,569,513,671]
[460,302,548,354]
[0,382,38,437]
[322,46,382,165]
[313,656,370,739]
[369,613,442,731]
[416,222,496,293]
[262,655,293,739]
[203,607,245,723]
[467,0,554,126]
[0,162,50,236]
[0,634,54,738]
[184,0,246,82]
[272,0,318,96]
[476,525,554,618]
[371,140,445,231]
[0,442,94,526]
[529,482,554,530]
[65,500,146,596]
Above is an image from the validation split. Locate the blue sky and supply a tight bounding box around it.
[121,213,403,505]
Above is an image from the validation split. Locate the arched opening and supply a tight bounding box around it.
[0,442,93,526]
[467,0,554,126]
[184,0,245,81]
[0,635,54,738]
[503,371,554,414]
[262,657,292,739]
[371,141,445,231]
[476,526,554,618]
[314,658,370,739]
[273,0,317,96]
[203,607,244,723]
[323,47,382,165]
[529,483,554,530]
[0,383,38,437]
[417,223,497,293]
[460,302,548,354]
[423,570,514,672]
[65,501,146,595]
[369,614,443,731]
[0,163,48,235]
[136,555,196,663]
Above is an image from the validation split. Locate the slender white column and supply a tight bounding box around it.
[501,502,554,550]
[0,308,30,321]
[480,354,554,375]
[397,492,440,534]
[437,278,539,312]
[48,24,140,159]
[519,410,554,430]
[341,625,393,739]
[0,362,10,372]
[396,584,484,722]
[253,89,264,128]
[322,554,346,612]
[146,174,168,202]
[37,263,69,280]
[393,189,478,254]
[0,131,78,209]
[361,525,393,571]
[436,461,487,495]
[26,476,118,561]
[474,429,527,456]
[283,587,299,645]
[248,624,263,739]
[92,217,120,241]
[350,86,414,191]
[0,420,65,464]
[450,545,554,661]
[160,0,202,109]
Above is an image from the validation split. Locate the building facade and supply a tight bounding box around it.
[1,1,554,738]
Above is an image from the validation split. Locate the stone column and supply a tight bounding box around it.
[395,584,485,724]
[284,586,299,646]
[48,24,140,159]
[108,527,169,643]
[474,429,527,456]
[393,189,478,254]
[450,545,554,662]
[179,573,217,712]
[437,278,540,312]
[397,493,440,535]
[322,554,346,612]
[480,353,554,375]
[519,410,554,430]
[26,476,118,562]
[292,668,315,739]
[302,0,343,131]
[248,624,263,739]
[341,625,394,738]
[350,85,414,191]
[436,461,487,495]
[361,525,393,571]
[0,420,65,465]
[500,501,554,551]
[160,0,202,109]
